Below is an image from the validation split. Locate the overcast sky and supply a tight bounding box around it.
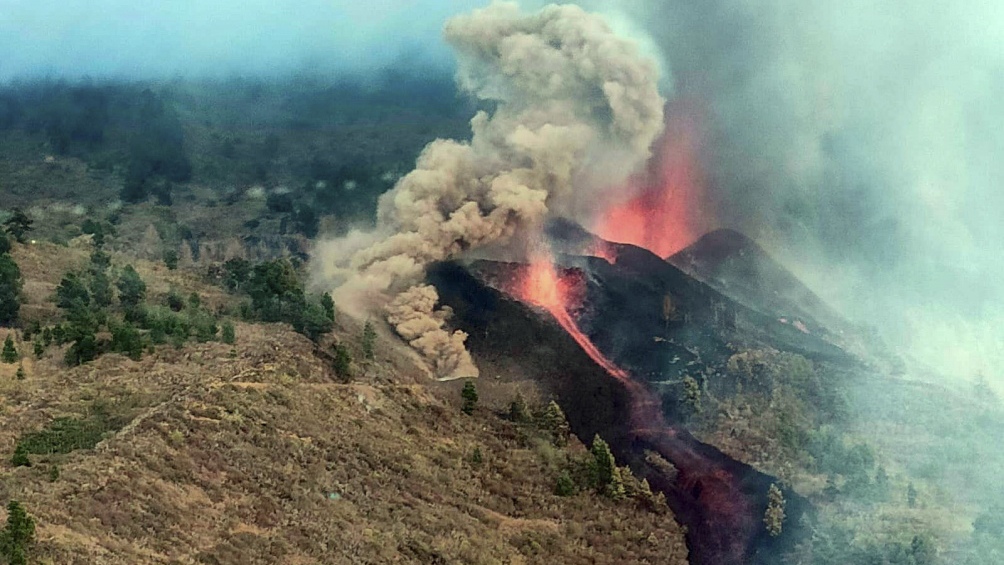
[0,0,492,81]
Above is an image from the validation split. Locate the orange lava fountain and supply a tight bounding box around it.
[593,97,712,258]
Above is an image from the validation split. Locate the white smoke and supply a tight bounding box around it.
[313,1,664,379]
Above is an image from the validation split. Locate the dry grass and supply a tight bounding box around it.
[0,243,690,564]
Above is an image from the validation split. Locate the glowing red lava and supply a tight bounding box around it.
[508,252,756,564]
[516,255,631,383]
[593,97,711,258]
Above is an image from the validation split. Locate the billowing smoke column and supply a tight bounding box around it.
[313,2,664,378]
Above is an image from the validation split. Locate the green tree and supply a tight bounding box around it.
[110,322,143,360]
[56,273,91,310]
[0,232,9,255]
[1,334,17,363]
[222,258,252,292]
[32,340,44,359]
[3,208,33,243]
[165,289,185,312]
[509,393,532,424]
[88,249,111,273]
[89,270,113,308]
[248,259,302,315]
[321,292,335,321]
[0,501,36,565]
[116,265,146,308]
[332,343,352,381]
[221,321,236,345]
[0,255,23,326]
[361,320,376,360]
[764,483,786,537]
[65,333,99,366]
[540,401,570,447]
[590,435,624,498]
[163,249,179,270]
[461,380,478,415]
[15,364,24,380]
[293,302,332,342]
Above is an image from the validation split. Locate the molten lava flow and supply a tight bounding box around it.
[593,97,711,258]
[517,255,631,383]
[504,253,764,564]
[514,252,693,433]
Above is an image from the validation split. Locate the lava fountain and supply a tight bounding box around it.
[508,250,760,563]
[593,97,713,258]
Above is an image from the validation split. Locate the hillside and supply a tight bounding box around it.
[0,240,689,564]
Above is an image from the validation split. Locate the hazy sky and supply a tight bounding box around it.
[0,0,491,81]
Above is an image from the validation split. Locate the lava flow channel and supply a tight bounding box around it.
[510,253,760,564]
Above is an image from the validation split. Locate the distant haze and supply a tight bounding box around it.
[0,0,489,81]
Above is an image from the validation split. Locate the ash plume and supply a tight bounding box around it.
[313,2,665,378]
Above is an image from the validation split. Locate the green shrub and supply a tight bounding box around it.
[1,334,17,363]
[15,415,116,456]
[221,321,236,345]
[109,322,143,360]
[555,471,576,496]
[461,381,478,415]
[332,343,352,381]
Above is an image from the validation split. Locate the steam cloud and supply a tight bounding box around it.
[314,1,664,379]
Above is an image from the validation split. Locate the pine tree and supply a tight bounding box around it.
[15,364,24,380]
[332,343,352,381]
[320,292,335,321]
[3,208,33,243]
[0,254,22,326]
[0,500,36,565]
[509,393,532,424]
[461,380,478,415]
[540,401,570,446]
[590,435,625,498]
[361,320,376,360]
[221,321,236,345]
[116,265,147,308]
[1,334,17,363]
[764,483,786,537]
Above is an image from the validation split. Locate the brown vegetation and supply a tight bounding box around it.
[0,244,689,564]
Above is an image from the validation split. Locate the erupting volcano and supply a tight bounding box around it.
[426,219,840,564]
[593,98,712,258]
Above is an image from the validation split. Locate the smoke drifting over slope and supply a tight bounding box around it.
[610,0,1004,381]
[313,2,664,378]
